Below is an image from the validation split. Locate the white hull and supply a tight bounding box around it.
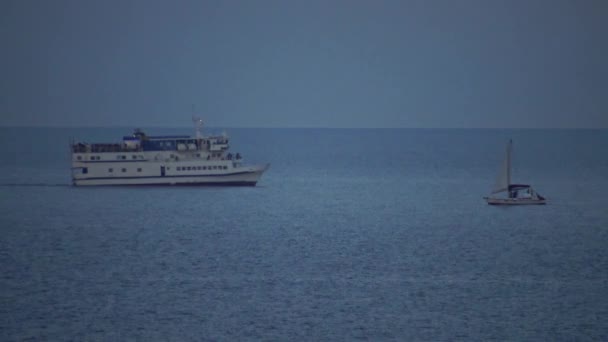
[484,197,546,205]
[73,164,268,186]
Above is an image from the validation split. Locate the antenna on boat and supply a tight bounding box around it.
[191,106,204,139]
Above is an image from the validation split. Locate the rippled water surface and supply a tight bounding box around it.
[1,127,607,340]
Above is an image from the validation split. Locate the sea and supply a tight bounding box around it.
[1,127,607,341]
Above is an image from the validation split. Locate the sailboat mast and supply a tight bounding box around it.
[490,139,514,195]
[507,139,512,187]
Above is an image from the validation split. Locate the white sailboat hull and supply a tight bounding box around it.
[484,197,546,205]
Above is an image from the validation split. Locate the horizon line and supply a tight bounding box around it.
[0,124,605,130]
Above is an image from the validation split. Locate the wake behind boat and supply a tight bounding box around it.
[484,139,546,205]
[70,119,269,186]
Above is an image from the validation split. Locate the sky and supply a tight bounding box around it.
[0,0,606,128]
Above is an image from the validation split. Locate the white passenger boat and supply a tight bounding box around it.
[483,139,546,205]
[70,119,269,186]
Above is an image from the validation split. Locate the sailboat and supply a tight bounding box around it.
[484,139,546,205]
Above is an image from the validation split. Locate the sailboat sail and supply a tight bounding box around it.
[491,139,512,194]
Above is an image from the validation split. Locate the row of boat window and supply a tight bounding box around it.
[177,165,228,171]
[108,168,142,173]
[116,155,143,160]
[172,153,221,159]
[77,154,219,161]
[76,155,143,161]
[154,139,228,146]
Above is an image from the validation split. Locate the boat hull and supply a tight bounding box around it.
[73,164,269,187]
[484,197,546,205]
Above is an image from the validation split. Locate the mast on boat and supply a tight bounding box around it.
[492,139,512,195]
[506,139,511,190]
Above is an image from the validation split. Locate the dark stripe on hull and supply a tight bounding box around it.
[74,181,258,187]
[488,202,547,205]
[74,171,256,181]
[487,202,546,205]
[74,160,149,164]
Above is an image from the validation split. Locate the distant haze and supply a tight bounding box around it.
[1,0,606,128]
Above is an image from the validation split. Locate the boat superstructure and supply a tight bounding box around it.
[70,122,269,186]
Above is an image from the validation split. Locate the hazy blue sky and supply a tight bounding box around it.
[1,0,606,128]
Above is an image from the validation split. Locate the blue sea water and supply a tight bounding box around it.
[1,127,607,340]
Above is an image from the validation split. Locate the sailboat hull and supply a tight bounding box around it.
[484,197,546,205]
